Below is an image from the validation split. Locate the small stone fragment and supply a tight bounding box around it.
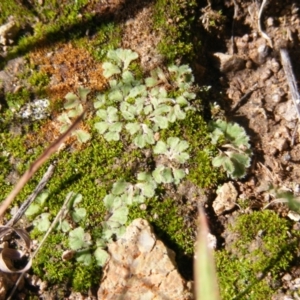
[287,211,300,222]
[271,93,282,103]
[282,273,292,282]
[276,101,297,122]
[267,17,274,26]
[62,250,75,261]
[0,17,19,45]
[207,233,217,250]
[213,52,245,73]
[213,182,238,215]
[270,58,281,73]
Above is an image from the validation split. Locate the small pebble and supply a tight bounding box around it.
[272,93,282,103]
[293,278,300,288]
[207,233,217,250]
[257,44,269,64]
[270,59,281,73]
[246,60,253,69]
[241,34,249,42]
[282,153,291,161]
[267,17,274,26]
[140,203,147,210]
[294,184,300,194]
[288,211,300,221]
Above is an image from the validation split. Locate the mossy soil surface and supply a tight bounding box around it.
[1,0,300,299]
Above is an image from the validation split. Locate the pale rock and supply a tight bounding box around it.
[287,211,300,222]
[276,101,297,122]
[0,18,19,45]
[207,233,217,250]
[282,273,292,282]
[213,52,245,73]
[213,182,238,215]
[98,218,193,300]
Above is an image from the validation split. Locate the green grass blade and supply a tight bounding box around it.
[194,207,220,300]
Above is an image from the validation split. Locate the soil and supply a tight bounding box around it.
[199,0,300,297]
[205,0,300,193]
[201,0,300,218]
[1,0,300,299]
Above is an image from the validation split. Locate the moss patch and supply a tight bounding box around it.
[153,0,198,62]
[216,210,300,299]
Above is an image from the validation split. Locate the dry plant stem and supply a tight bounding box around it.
[230,0,239,54]
[0,112,85,219]
[257,0,273,47]
[7,192,74,300]
[280,49,300,120]
[263,198,288,210]
[6,164,55,227]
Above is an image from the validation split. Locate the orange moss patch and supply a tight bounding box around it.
[29,42,107,101]
[26,42,106,149]
[26,118,89,150]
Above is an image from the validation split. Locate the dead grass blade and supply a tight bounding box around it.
[194,206,220,300]
[280,48,300,120]
[0,112,85,219]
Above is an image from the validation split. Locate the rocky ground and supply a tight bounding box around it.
[201,0,300,298]
[1,0,300,299]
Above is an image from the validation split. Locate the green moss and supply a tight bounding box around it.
[28,70,50,95]
[0,1,34,24]
[216,210,300,299]
[32,233,72,282]
[128,197,194,255]
[153,0,198,62]
[5,88,31,111]
[71,262,101,291]
[89,23,122,61]
[24,132,147,291]
[0,130,38,197]
[160,109,225,188]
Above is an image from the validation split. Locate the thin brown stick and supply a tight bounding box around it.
[0,112,85,219]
